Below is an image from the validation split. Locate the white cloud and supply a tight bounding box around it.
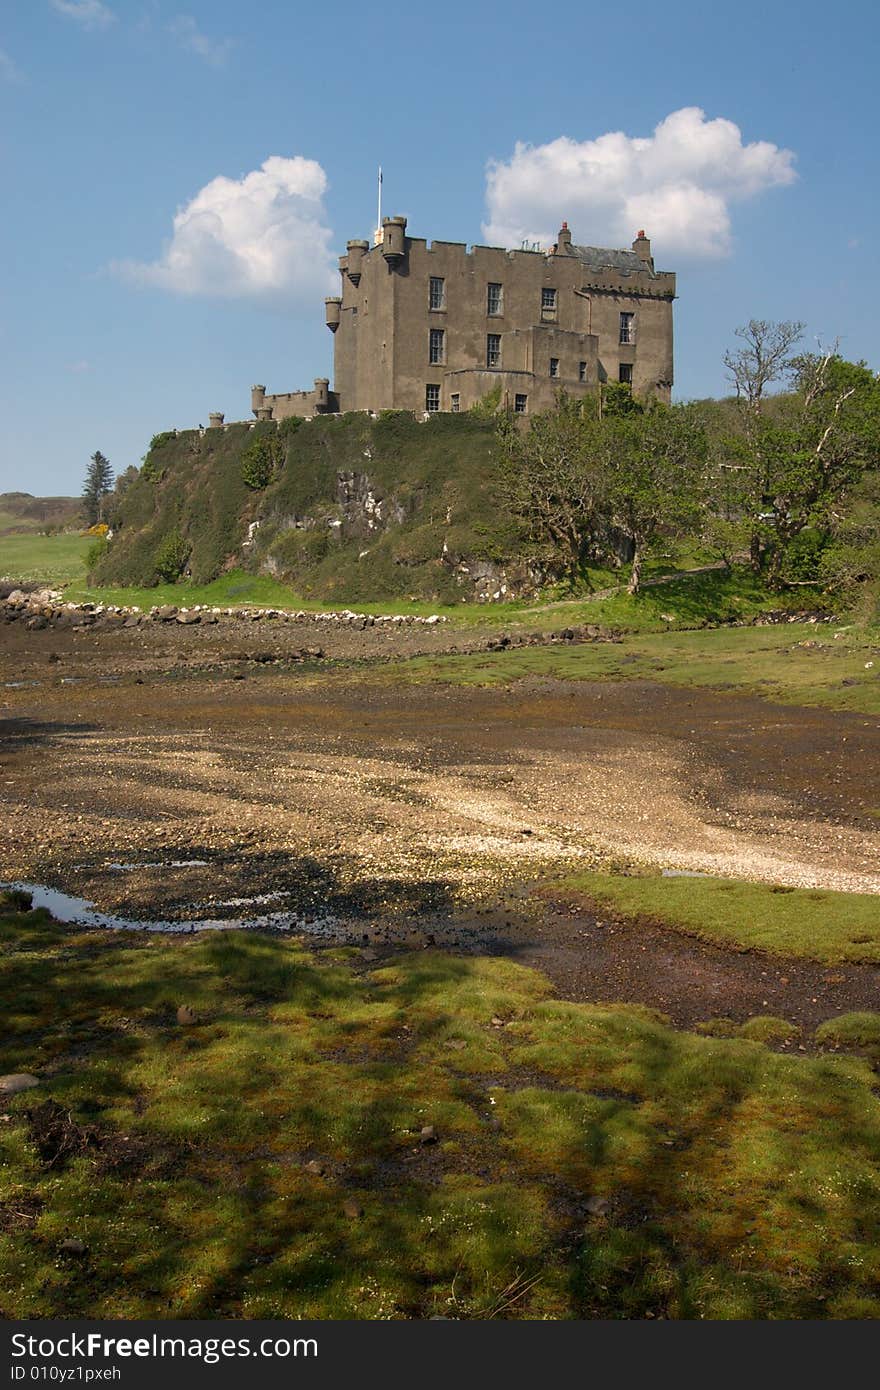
[0,47,24,83]
[169,14,233,68]
[50,0,116,29]
[483,107,797,260]
[113,154,337,305]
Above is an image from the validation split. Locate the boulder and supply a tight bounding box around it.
[0,1073,40,1095]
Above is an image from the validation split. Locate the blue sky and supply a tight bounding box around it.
[1,0,877,495]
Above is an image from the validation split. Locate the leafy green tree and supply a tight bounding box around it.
[606,405,707,594]
[153,530,190,583]
[720,320,805,570]
[757,353,880,587]
[497,395,606,585]
[81,450,114,526]
[241,431,283,490]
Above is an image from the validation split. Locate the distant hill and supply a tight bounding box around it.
[93,413,532,603]
[0,492,83,535]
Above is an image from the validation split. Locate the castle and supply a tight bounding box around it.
[208,217,675,429]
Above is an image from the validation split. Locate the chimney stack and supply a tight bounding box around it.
[556,221,573,254]
[632,230,652,266]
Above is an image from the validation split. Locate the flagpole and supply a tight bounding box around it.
[375,166,383,245]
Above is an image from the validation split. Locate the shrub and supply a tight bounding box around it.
[86,536,109,570]
[469,384,502,417]
[242,433,283,490]
[278,416,304,441]
[140,455,165,483]
[149,430,178,453]
[153,530,190,583]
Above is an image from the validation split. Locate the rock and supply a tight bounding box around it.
[419,1125,437,1144]
[0,1073,40,1095]
[342,1198,363,1220]
[59,1237,87,1256]
[490,1016,504,1027]
[155,606,178,621]
[305,1159,326,1176]
[176,612,201,625]
[585,1195,611,1217]
[176,1005,198,1026]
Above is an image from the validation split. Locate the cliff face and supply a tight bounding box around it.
[93,412,534,602]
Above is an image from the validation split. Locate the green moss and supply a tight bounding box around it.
[4,912,880,1319]
[737,1016,801,1043]
[815,1012,880,1048]
[553,870,880,963]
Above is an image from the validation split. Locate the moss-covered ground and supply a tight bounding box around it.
[4,907,880,1320]
[554,872,880,964]
[392,623,880,715]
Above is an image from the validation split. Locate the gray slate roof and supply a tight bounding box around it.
[570,243,653,276]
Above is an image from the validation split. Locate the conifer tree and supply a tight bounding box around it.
[81,450,114,526]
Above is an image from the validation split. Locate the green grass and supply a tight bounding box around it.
[69,561,831,626]
[392,622,880,714]
[4,908,880,1319]
[0,533,92,585]
[556,871,880,964]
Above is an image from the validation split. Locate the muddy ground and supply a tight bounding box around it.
[1,615,879,1032]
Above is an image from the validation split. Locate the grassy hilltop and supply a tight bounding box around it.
[93,413,522,603]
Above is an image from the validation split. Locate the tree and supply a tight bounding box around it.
[720,319,805,570]
[81,450,114,526]
[241,431,283,490]
[606,405,707,594]
[497,395,606,585]
[757,352,880,587]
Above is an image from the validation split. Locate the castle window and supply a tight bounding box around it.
[425,384,441,412]
[429,276,445,310]
[514,393,528,413]
[619,363,633,385]
[541,287,557,320]
[451,393,460,413]
[579,361,588,382]
[429,328,445,365]
[487,282,503,316]
[486,334,501,369]
[619,312,635,344]
[549,357,560,379]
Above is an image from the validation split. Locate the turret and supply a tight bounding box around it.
[251,384,266,416]
[208,412,225,429]
[345,238,369,285]
[255,406,273,422]
[313,378,330,411]
[325,297,342,332]
[381,215,407,264]
[632,230,653,268]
